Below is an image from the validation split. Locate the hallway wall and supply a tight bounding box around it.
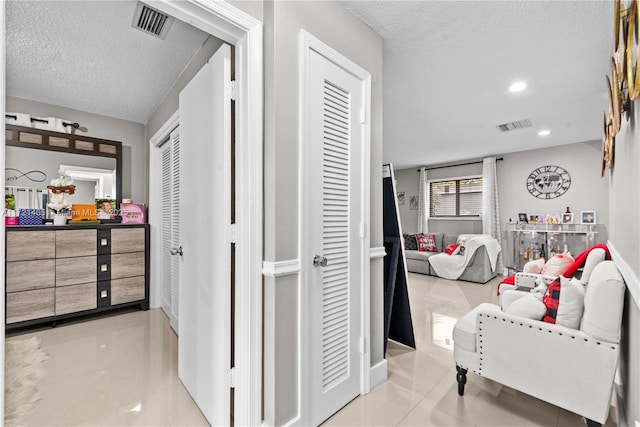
[262,1,383,424]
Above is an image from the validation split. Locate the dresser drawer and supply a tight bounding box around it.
[6,288,55,324]
[6,259,55,292]
[56,255,97,287]
[111,228,145,253]
[56,229,97,258]
[55,283,97,315]
[6,231,55,261]
[111,276,145,305]
[111,252,145,279]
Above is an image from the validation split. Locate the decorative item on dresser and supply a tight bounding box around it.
[5,223,149,329]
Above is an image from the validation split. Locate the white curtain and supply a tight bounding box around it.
[417,167,428,233]
[6,187,45,211]
[482,157,503,272]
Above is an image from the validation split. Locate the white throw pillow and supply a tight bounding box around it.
[553,276,586,329]
[580,248,606,284]
[505,294,547,320]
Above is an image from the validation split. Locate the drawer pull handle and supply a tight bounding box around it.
[100,290,108,298]
[100,238,108,246]
[101,264,108,272]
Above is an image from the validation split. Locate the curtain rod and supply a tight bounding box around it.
[417,157,503,172]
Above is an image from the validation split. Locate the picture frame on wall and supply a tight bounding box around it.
[562,212,574,224]
[397,191,405,205]
[581,210,596,224]
[409,195,418,210]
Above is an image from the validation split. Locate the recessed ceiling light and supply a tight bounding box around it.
[509,81,527,93]
[538,130,551,137]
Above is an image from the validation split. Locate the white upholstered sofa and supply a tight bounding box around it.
[452,260,625,426]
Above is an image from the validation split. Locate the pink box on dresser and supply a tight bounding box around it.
[120,203,146,224]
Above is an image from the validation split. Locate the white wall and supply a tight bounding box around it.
[607,97,640,426]
[6,96,146,203]
[395,141,609,254]
[393,167,419,233]
[498,140,608,236]
[262,1,383,425]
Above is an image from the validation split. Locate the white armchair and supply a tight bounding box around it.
[453,261,625,426]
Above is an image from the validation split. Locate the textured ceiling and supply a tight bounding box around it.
[6,0,209,124]
[6,1,613,164]
[342,1,613,169]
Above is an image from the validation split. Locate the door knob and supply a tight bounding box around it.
[171,246,183,256]
[313,255,328,267]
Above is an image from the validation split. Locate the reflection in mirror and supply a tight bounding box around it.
[59,164,116,199]
[5,146,117,212]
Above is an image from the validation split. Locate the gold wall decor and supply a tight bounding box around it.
[601,113,609,177]
[609,60,622,134]
[615,1,627,86]
[626,0,640,101]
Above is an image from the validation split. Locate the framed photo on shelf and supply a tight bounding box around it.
[529,214,544,224]
[95,198,116,220]
[562,212,574,224]
[517,212,528,223]
[545,213,562,224]
[581,210,596,224]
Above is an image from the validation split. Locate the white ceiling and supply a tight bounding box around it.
[342,0,613,169]
[6,1,613,168]
[6,0,208,124]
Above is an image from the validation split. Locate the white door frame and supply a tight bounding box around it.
[149,110,179,323]
[298,30,372,426]
[143,2,263,425]
[0,2,6,422]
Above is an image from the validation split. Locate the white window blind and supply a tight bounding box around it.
[430,177,483,217]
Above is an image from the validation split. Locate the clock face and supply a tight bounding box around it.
[526,165,571,199]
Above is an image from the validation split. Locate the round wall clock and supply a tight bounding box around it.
[526,165,571,199]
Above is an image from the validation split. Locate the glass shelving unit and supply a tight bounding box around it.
[505,223,602,273]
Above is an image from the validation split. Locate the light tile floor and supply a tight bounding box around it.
[324,273,618,427]
[6,273,618,426]
[7,308,209,427]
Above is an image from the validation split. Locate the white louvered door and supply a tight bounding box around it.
[160,128,180,332]
[307,48,364,426]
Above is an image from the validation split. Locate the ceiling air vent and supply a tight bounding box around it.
[497,119,532,132]
[132,3,174,39]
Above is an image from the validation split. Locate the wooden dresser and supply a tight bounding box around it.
[5,224,149,329]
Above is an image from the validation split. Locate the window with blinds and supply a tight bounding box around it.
[429,177,483,217]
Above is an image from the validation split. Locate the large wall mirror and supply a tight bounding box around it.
[5,124,122,213]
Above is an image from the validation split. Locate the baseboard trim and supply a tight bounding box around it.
[262,259,301,278]
[370,246,386,259]
[369,359,387,390]
[608,241,640,308]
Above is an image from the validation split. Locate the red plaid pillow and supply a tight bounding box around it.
[542,279,561,324]
[416,234,438,252]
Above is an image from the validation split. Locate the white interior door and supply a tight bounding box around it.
[160,128,181,332]
[178,43,232,426]
[307,48,365,426]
